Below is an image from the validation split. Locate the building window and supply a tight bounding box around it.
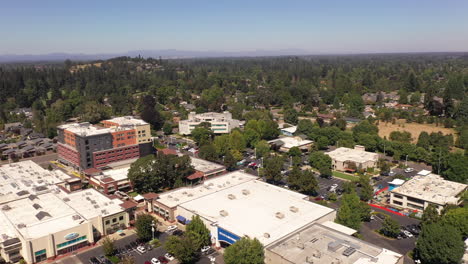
[112,218,117,223]
[393,194,403,199]
[57,236,87,249]
[393,200,403,206]
[119,216,124,221]
[105,220,110,225]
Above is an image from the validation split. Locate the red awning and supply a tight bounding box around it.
[187,171,204,180]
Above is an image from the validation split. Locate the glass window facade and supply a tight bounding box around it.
[57,235,87,249]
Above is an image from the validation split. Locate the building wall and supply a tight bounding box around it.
[389,192,446,212]
[265,250,294,264]
[136,124,151,144]
[111,129,137,148]
[102,212,129,235]
[75,134,113,170]
[57,143,80,167]
[63,130,77,148]
[93,145,140,168]
[138,142,154,158]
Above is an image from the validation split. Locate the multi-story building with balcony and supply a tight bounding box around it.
[57,117,153,170]
[178,111,241,135]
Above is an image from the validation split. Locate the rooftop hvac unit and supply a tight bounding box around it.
[219,210,229,217]
[17,223,26,229]
[2,205,12,211]
[228,194,236,200]
[289,206,299,213]
[342,247,356,257]
[275,212,285,219]
[242,189,250,195]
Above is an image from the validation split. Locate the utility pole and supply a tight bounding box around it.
[151,220,155,241]
[405,155,408,167]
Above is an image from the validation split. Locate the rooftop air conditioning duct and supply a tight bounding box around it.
[242,189,250,195]
[220,210,228,217]
[290,206,299,213]
[276,212,285,219]
[228,194,236,200]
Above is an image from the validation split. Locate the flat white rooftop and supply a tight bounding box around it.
[93,167,130,183]
[281,126,297,134]
[190,157,226,174]
[269,136,313,149]
[0,160,72,204]
[58,122,111,137]
[179,174,335,246]
[391,174,466,205]
[266,223,402,264]
[157,171,257,208]
[105,116,148,126]
[326,147,379,163]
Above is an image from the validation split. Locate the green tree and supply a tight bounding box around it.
[263,155,284,182]
[254,140,271,158]
[309,151,332,177]
[163,122,173,135]
[287,146,302,157]
[213,134,230,156]
[358,175,374,201]
[352,120,378,137]
[102,236,116,256]
[198,143,218,162]
[415,222,464,264]
[223,150,237,171]
[140,95,164,129]
[380,216,400,238]
[284,108,299,125]
[421,204,439,225]
[336,192,369,229]
[164,235,198,264]
[185,215,211,250]
[297,170,318,195]
[191,126,214,146]
[135,214,156,242]
[441,207,468,238]
[224,237,264,264]
[229,130,246,152]
[120,256,136,264]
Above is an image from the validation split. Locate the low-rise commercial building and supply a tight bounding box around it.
[280,126,297,137]
[88,167,133,194]
[266,222,403,264]
[187,157,226,181]
[147,171,336,247]
[389,173,467,212]
[268,136,313,153]
[0,161,129,264]
[57,116,153,170]
[178,112,241,135]
[326,146,379,172]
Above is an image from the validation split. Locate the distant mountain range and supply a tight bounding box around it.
[0,49,312,62]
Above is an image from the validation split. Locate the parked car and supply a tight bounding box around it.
[314,195,325,201]
[402,230,413,238]
[167,225,178,232]
[328,184,338,193]
[201,245,211,254]
[89,257,100,264]
[164,253,175,261]
[158,256,169,264]
[151,258,161,264]
[172,230,184,236]
[404,168,414,173]
[136,245,147,254]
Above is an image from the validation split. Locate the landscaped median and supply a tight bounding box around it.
[332,171,359,182]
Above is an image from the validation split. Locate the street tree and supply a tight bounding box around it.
[263,155,284,182]
[380,216,400,238]
[185,215,211,250]
[358,175,374,201]
[224,237,264,264]
[421,204,439,225]
[254,140,271,158]
[102,236,116,256]
[164,236,198,264]
[135,214,156,242]
[415,222,464,264]
[223,150,237,171]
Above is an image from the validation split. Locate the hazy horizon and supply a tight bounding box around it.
[1,0,468,55]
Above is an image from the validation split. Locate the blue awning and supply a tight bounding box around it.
[176,215,186,223]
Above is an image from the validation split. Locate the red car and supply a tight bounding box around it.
[158,256,169,264]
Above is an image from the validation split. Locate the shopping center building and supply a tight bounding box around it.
[146,171,337,247]
[0,161,129,264]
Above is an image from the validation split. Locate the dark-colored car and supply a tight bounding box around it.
[158,256,169,264]
[89,257,100,264]
[173,230,184,236]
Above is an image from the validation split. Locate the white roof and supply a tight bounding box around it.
[60,189,124,219]
[388,179,405,185]
[92,167,130,183]
[179,174,335,246]
[105,116,148,126]
[134,194,144,201]
[326,147,379,163]
[281,126,297,134]
[417,169,431,176]
[266,223,402,264]
[269,136,313,149]
[0,160,72,204]
[58,122,111,137]
[321,220,356,235]
[157,171,257,208]
[190,157,226,174]
[391,174,467,206]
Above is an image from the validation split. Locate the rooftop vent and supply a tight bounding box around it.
[17,223,26,229]
[16,190,29,196]
[35,211,51,221]
[228,194,236,200]
[264,233,270,238]
[219,210,229,217]
[342,247,356,257]
[32,203,42,210]
[63,197,70,202]
[72,215,81,220]
[289,206,299,213]
[242,189,250,195]
[2,205,11,211]
[275,212,285,219]
[28,194,38,201]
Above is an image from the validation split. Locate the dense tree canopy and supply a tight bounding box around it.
[224,237,264,264]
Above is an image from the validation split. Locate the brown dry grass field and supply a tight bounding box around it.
[378,119,457,143]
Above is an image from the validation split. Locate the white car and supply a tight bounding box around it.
[136,246,146,254]
[167,225,178,232]
[403,230,413,238]
[151,258,161,264]
[201,245,211,254]
[404,168,414,173]
[164,253,175,261]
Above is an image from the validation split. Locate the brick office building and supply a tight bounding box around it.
[57,116,153,170]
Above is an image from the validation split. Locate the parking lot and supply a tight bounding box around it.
[316,175,345,196]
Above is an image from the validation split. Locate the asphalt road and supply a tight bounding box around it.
[0,152,57,166]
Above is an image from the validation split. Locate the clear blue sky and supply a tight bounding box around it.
[1,0,467,54]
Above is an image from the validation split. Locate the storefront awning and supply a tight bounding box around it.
[176,215,186,223]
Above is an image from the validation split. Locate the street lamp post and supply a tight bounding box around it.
[151,220,155,241]
[405,155,408,167]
